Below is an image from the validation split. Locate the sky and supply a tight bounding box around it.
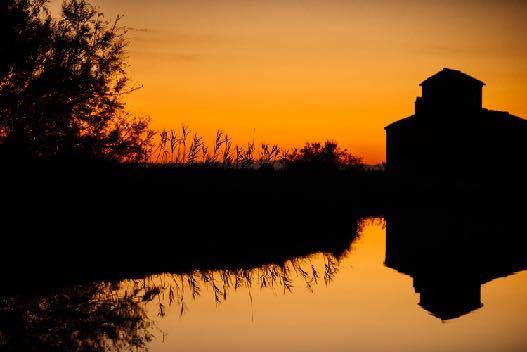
[51,0,527,163]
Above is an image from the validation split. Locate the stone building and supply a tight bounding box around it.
[385,68,527,184]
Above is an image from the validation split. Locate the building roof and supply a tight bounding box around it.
[385,109,527,131]
[420,68,485,87]
[384,115,415,130]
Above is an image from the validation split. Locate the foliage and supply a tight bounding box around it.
[0,0,154,162]
[282,140,363,171]
[153,127,365,172]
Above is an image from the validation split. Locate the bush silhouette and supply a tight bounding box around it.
[282,141,363,171]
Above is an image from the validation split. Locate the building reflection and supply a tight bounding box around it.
[385,205,527,320]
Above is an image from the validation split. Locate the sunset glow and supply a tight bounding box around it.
[50,0,527,163]
[4,2,527,351]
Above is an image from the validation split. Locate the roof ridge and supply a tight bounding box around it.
[420,68,485,86]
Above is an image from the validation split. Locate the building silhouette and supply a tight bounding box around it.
[385,68,527,184]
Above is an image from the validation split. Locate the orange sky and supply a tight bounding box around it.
[51,0,527,163]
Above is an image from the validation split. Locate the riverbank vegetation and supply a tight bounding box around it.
[0,0,377,173]
[0,0,386,289]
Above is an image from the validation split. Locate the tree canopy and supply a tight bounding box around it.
[0,0,153,162]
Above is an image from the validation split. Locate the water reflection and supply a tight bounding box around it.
[0,282,154,352]
[385,206,527,320]
[1,212,526,351]
[121,254,340,319]
[0,256,343,351]
[0,215,373,352]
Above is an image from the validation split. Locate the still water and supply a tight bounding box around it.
[3,216,527,351]
[135,218,527,352]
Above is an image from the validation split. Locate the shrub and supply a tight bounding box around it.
[282,141,363,171]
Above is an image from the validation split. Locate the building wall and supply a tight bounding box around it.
[386,111,527,186]
[421,80,482,113]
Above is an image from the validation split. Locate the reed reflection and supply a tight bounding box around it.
[0,256,341,352]
[0,217,375,352]
[124,254,341,319]
[385,205,527,320]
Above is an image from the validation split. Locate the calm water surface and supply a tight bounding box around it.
[137,219,527,352]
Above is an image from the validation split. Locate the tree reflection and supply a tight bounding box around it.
[0,282,153,352]
[0,249,350,352]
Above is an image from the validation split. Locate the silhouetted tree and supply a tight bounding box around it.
[0,0,154,162]
[282,141,363,171]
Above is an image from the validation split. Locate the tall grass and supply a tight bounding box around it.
[151,125,365,171]
[153,126,280,168]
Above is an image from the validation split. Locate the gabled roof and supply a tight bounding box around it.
[384,110,527,131]
[420,68,485,87]
[384,115,415,130]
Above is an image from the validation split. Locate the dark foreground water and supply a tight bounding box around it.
[2,217,526,352]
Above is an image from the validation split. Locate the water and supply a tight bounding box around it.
[2,217,527,351]
[138,219,527,352]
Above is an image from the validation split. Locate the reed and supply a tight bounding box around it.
[152,125,364,171]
